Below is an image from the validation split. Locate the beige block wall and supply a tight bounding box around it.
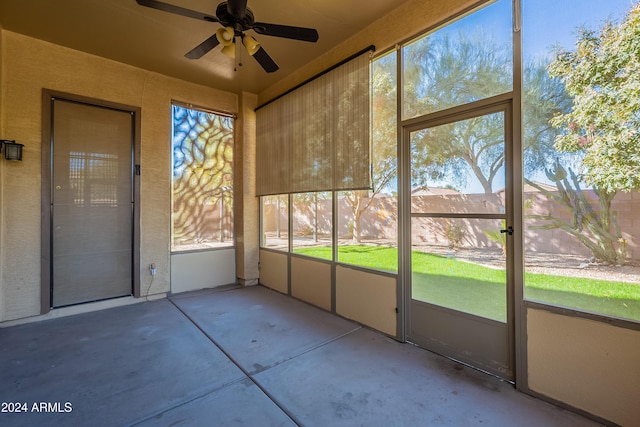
[527,309,640,426]
[0,30,238,322]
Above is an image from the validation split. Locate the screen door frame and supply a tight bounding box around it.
[40,90,141,313]
[401,96,516,380]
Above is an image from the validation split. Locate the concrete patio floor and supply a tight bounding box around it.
[0,285,602,426]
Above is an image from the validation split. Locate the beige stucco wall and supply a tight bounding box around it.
[527,309,640,426]
[291,256,331,311]
[236,92,259,286]
[0,30,238,322]
[170,249,237,294]
[336,266,397,336]
[259,249,288,294]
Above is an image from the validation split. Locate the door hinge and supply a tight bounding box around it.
[135,164,141,175]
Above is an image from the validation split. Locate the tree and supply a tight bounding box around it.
[530,3,640,264]
[406,31,569,194]
[292,192,331,243]
[343,53,398,242]
[341,29,570,244]
[523,60,574,172]
[527,159,627,265]
[548,3,640,193]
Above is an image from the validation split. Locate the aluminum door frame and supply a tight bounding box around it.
[400,95,515,380]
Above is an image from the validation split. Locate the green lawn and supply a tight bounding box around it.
[294,245,640,322]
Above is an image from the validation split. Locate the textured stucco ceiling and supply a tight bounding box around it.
[0,0,408,94]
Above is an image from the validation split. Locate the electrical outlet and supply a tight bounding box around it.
[149,263,157,276]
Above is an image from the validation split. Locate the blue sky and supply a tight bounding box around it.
[457,0,634,58]
[522,0,634,59]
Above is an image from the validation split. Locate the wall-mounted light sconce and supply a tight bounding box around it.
[0,140,24,161]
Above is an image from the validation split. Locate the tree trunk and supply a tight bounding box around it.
[275,198,281,238]
[313,193,318,243]
[351,192,365,243]
[353,208,362,243]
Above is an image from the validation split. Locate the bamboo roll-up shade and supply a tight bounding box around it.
[256,51,371,196]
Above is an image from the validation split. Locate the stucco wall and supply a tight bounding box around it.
[0,30,238,322]
[336,265,397,336]
[259,249,288,295]
[236,92,259,286]
[291,256,331,311]
[527,309,640,426]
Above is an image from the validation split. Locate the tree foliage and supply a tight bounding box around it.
[370,53,398,193]
[404,31,510,193]
[406,31,569,194]
[523,60,573,172]
[344,53,398,242]
[549,3,640,192]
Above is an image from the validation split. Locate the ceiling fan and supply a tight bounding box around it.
[135,0,319,73]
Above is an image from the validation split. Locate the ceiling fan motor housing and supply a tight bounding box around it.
[216,2,255,36]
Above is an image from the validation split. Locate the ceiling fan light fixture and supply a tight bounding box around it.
[220,42,236,58]
[215,26,235,45]
[242,35,260,56]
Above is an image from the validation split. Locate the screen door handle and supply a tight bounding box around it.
[500,226,514,236]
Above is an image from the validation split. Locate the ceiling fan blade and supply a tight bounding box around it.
[227,0,248,19]
[252,47,279,73]
[185,34,221,59]
[135,0,218,23]
[252,22,319,42]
